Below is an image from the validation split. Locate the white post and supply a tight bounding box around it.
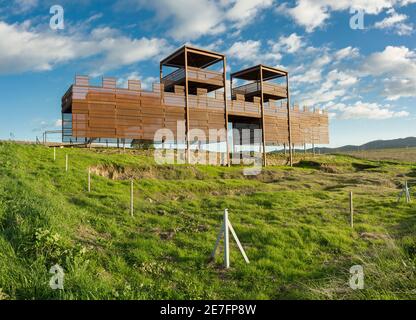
[88,167,91,193]
[65,154,68,172]
[53,147,56,161]
[405,181,411,203]
[211,209,250,268]
[228,221,250,264]
[130,180,134,217]
[350,192,354,228]
[224,209,230,269]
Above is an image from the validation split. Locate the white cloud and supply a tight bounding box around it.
[272,33,304,54]
[32,118,62,133]
[117,72,159,90]
[334,46,360,61]
[13,0,38,13]
[277,0,416,32]
[227,40,282,65]
[226,0,274,29]
[328,101,409,120]
[0,21,170,75]
[277,1,329,33]
[227,40,262,62]
[374,9,413,35]
[54,119,62,127]
[90,28,171,74]
[291,53,332,85]
[362,46,416,100]
[134,0,275,40]
[0,22,86,73]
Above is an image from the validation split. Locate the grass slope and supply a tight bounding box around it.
[0,142,415,300]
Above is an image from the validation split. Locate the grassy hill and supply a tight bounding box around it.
[315,137,416,154]
[0,142,415,300]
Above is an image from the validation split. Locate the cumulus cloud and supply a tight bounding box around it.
[299,69,358,106]
[32,118,62,133]
[0,21,170,75]
[328,101,409,120]
[271,33,304,54]
[12,0,38,13]
[374,8,413,35]
[362,46,416,100]
[132,0,275,40]
[225,0,274,29]
[226,39,282,65]
[116,72,159,90]
[334,46,360,61]
[277,0,416,32]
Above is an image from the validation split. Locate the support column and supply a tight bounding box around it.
[184,48,191,164]
[223,57,230,167]
[286,74,293,167]
[259,66,267,167]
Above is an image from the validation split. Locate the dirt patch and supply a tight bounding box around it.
[359,232,390,241]
[90,164,207,181]
[76,225,110,251]
[294,160,343,174]
[352,162,381,171]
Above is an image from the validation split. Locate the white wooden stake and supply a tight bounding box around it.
[228,221,250,264]
[405,181,411,203]
[88,167,91,192]
[398,181,411,204]
[130,180,134,217]
[53,147,56,161]
[211,209,249,269]
[350,191,354,228]
[224,209,230,269]
[65,154,68,172]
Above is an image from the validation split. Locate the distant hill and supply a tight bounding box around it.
[315,137,416,153]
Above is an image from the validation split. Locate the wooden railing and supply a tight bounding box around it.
[162,67,223,87]
[233,82,287,98]
[187,67,223,85]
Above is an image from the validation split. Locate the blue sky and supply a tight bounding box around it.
[0,0,415,147]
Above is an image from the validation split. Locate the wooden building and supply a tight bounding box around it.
[61,45,329,166]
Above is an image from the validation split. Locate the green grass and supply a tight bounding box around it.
[0,142,415,300]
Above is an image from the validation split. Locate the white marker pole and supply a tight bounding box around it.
[407,181,412,203]
[350,192,354,228]
[53,147,56,161]
[224,209,230,269]
[88,167,91,192]
[65,154,68,172]
[130,180,134,217]
[228,221,250,264]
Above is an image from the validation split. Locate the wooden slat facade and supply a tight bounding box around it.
[63,78,329,145]
[62,46,329,167]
